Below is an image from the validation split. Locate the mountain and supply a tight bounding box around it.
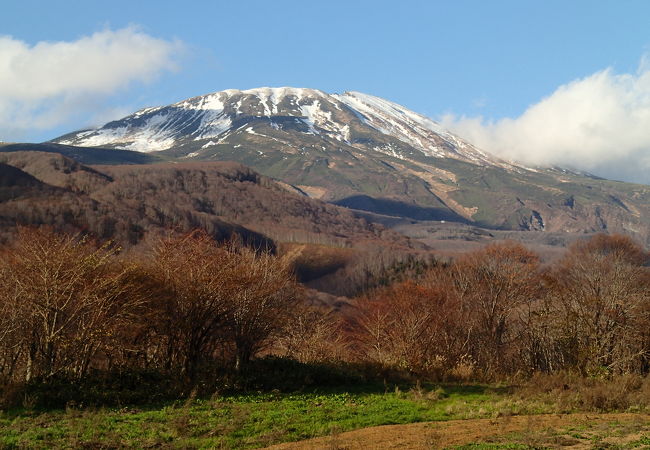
[55,88,502,165]
[53,87,650,243]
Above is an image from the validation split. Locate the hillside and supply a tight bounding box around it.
[94,162,408,248]
[0,151,410,251]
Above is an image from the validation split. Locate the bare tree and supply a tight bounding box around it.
[448,242,541,375]
[143,231,237,378]
[544,234,650,374]
[224,245,300,371]
[351,280,459,375]
[0,227,142,381]
[0,262,23,379]
[274,304,347,364]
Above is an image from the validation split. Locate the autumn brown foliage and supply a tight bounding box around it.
[351,236,650,379]
[0,229,648,400]
[0,228,301,388]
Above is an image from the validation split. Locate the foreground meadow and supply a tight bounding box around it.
[2,381,649,449]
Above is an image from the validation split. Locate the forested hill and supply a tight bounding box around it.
[0,151,412,250]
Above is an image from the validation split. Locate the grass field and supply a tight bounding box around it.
[1,383,648,449]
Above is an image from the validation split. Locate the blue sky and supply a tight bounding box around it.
[3,0,650,181]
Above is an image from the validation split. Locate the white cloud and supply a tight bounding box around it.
[441,58,650,184]
[0,27,182,141]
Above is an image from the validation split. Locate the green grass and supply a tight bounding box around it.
[3,381,648,449]
[0,384,516,449]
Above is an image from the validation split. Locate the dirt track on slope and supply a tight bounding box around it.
[267,413,650,449]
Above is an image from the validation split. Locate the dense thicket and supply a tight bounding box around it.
[0,228,299,387]
[349,236,650,379]
[0,228,144,382]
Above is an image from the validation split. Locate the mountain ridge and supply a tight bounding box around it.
[48,87,650,243]
[54,87,513,167]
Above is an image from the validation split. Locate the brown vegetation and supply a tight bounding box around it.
[0,228,300,391]
[0,153,412,251]
[537,234,650,375]
[0,228,143,382]
[0,227,648,408]
[348,235,650,379]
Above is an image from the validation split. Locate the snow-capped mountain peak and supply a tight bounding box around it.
[54,87,509,168]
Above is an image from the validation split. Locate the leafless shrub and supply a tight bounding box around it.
[140,230,237,378]
[541,234,650,375]
[275,304,347,364]
[0,227,144,381]
[224,243,301,371]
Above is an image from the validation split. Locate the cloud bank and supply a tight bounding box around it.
[441,59,650,184]
[0,27,182,140]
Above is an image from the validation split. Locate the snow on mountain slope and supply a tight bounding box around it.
[54,87,512,169]
[334,91,503,166]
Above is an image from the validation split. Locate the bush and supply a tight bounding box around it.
[517,372,650,413]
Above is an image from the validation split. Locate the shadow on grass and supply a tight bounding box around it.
[2,357,509,416]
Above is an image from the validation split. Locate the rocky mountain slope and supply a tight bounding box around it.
[52,87,650,243]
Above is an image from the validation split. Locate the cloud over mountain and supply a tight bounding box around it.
[441,57,650,184]
[0,27,182,140]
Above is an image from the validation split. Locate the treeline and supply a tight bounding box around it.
[1,229,648,407]
[338,235,650,379]
[0,228,299,386]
